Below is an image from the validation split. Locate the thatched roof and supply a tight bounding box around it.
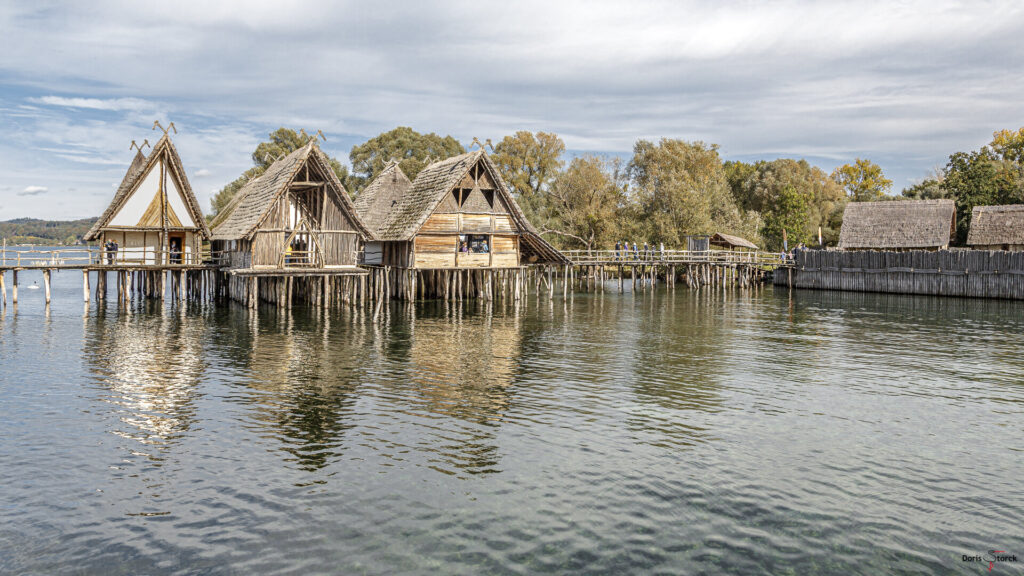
[838,199,955,249]
[85,134,210,241]
[966,204,1024,246]
[710,232,758,250]
[352,161,413,236]
[210,142,372,242]
[373,150,568,264]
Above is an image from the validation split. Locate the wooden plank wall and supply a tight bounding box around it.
[777,249,1024,299]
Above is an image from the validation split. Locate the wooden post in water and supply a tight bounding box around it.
[83,270,89,302]
[12,270,17,304]
[43,269,51,304]
[0,270,5,307]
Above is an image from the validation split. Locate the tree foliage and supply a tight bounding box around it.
[541,156,625,250]
[831,158,892,202]
[211,128,348,216]
[348,126,464,193]
[628,139,761,247]
[491,131,566,227]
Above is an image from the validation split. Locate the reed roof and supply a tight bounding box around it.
[85,134,211,241]
[210,142,372,241]
[966,204,1024,246]
[352,161,413,236]
[373,150,568,264]
[710,232,758,250]
[838,199,955,249]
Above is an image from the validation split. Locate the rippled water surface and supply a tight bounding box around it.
[2,270,1023,575]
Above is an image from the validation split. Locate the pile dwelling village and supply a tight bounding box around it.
[3,127,1024,307]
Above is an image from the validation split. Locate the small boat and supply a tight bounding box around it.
[27,282,40,290]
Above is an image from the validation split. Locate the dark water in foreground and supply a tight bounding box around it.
[1,270,1023,575]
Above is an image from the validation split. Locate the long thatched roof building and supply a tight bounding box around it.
[966,204,1024,250]
[838,199,955,251]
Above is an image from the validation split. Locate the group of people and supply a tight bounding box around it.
[458,236,489,254]
[102,239,119,264]
[284,239,310,264]
[614,240,665,261]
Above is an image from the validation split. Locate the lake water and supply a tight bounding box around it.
[1,267,1022,575]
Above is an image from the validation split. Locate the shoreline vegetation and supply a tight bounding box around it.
[6,126,1022,250]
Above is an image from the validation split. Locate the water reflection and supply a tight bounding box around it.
[82,303,206,461]
[401,302,523,475]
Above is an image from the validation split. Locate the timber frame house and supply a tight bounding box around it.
[209,141,373,274]
[356,150,567,270]
[84,134,210,265]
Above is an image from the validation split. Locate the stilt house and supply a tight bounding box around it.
[355,150,566,269]
[84,134,210,264]
[966,205,1024,251]
[209,141,373,272]
[710,233,758,251]
[838,199,955,251]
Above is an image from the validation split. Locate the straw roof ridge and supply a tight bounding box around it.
[838,199,955,249]
[85,134,210,240]
[966,204,1024,246]
[352,161,412,236]
[210,142,372,241]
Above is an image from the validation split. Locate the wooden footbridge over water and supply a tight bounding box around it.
[0,246,792,308]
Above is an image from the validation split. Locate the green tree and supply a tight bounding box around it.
[901,176,950,200]
[628,139,761,247]
[491,131,566,227]
[945,148,1022,244]
[348,126,464,192]
[210,128,349,217]
[541,156,626,251]
[723,159,759,211]
[740,159,845,250]
[831,158,892,201]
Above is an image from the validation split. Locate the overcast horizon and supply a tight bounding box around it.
[1,0,1022,220]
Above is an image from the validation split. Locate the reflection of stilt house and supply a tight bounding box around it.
[209,141,373,306]
[84,134,210,264]
[354,150,567,300]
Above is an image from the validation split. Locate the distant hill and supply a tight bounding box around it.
[0,217,99,245]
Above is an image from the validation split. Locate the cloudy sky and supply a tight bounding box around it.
[1,0,1022,219]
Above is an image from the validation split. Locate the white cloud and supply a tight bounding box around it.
[19,185,48,196]
[28,96,158,113]
[194,168,211,177]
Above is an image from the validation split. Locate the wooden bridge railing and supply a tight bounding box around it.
[561,249,792,268]
[0,246,229,268]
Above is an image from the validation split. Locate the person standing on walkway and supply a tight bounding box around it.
[614,240,621,261]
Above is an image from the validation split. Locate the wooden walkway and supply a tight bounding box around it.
[562,249,791,268]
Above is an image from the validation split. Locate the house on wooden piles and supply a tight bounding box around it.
[84,134,210,265]
[352,150,567,299]
[357,150,566,269]
[838,199,955,251]
[209,141,374,306]
[966,204,1024,251]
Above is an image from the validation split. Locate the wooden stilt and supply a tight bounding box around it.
[83,270,89,302]
[12,270,17,304]
[43,269,52,304]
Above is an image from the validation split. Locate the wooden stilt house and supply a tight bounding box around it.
[355,150,566,269]
[84,134,210,264]
[209,141,373,273]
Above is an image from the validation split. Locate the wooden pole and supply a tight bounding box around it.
[0,270,5,307]
[83,270,89,302]
[12,270,17,304]
[43,269,51,304]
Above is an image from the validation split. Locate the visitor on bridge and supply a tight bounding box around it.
[643,242,649,260]
[633,242,639,259]
[614,241,621,261]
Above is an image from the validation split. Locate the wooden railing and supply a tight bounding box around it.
[561,249,793,267]
[0,246,229,268]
